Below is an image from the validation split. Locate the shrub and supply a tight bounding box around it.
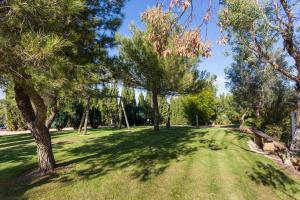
[264,124,284,140]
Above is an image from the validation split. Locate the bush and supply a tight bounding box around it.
[264,124,284,140]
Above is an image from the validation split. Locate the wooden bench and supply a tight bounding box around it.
[250,128,275,152]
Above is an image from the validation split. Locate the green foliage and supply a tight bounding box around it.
[158,96,168,124]
[220,0,261,31]
[225,42,295,143]
[121,87,136,125]
[182,86,217,125]
[264,124,284,140]
[0,99,5,126]
[100,83,121,126]
[89,107,101,128]
[116,24,202,95]
[3,89,26,131]
[68,101,84,129]
[136,93,147,125]
[214,95,239,125]
[170,97,188,125]
[52,111,68,131]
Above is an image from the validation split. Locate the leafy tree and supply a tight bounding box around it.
[0,0,126,172]
[0,99,4,127]
[158,95,169,124]
[2,88,26,131]
[219,0,300,150]
[170,97,188,125]
[225,45,295,142]
[116,6,209,131]
[182,86,217,125]
[214,95,239,125]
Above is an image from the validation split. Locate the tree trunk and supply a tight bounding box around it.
[239,111,247,129]
[166,103,170,128]
[120,99,130,129]
[14,83,55,173]
[83,96,90,135]
[152,88,159,131]
[34,125,56,173]
[290,83,300,152]
[78,112,85,133]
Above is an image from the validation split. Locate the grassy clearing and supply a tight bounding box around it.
[0,127,300,200]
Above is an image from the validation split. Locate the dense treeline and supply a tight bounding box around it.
[0,80,223,129]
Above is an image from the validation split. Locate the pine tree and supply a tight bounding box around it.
[0,0,126,172]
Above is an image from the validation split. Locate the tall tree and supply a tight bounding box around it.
[0,0,125,173]
[182,85,217,125]
[226,46,295,137]
[116,6,210,131]
[219,0,300,151]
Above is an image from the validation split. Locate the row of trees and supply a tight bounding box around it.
[1,82,220,130]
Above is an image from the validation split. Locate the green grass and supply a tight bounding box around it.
[0,127,300,200]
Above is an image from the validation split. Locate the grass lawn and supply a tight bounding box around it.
[0,127,300,200]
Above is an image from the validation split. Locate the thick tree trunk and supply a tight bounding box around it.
[290,84,300,152]
[34,125,56,173]
[152,88,159,131]
[14,83,55,173]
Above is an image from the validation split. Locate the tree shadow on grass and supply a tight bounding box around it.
[248,161,300,200]
[56,127,204,182]
[199,138,227,151]
[0,127,206,199]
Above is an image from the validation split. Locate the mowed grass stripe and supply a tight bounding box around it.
[1,127,300,200]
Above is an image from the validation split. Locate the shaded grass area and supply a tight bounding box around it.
[0,127,300,200]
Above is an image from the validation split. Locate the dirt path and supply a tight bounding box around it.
[0,127,74,136]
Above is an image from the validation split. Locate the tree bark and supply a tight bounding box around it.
[152,88,159,131]
[14,83,55,173]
